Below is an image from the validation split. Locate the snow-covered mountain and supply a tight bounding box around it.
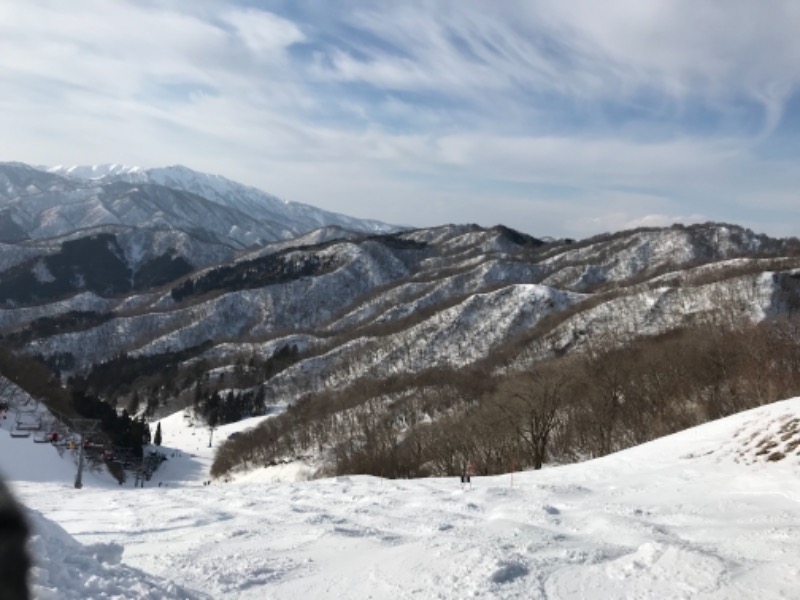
[3,221,798,391]
[48,163,397,241]
[0,162,398,249]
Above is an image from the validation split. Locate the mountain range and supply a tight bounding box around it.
[2,159,800,477]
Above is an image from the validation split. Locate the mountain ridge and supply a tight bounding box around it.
[48,162,399,240]
[1,162,400,249]
[3,220,797,387]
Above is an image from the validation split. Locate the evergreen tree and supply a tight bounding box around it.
[143,421,152,445]
[154,422,162,446]
[145,395,158,418]
[127,391,140,415]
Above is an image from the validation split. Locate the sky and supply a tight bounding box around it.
[1,1,800,240]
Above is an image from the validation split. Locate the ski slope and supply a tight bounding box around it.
[2,399,800,599]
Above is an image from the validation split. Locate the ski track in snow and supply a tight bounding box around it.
[3,401,800,599]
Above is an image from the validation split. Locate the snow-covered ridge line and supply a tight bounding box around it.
[1,161,400,250]
[47,162,400,237]
[49,163,145,179]
[3,221,798,389]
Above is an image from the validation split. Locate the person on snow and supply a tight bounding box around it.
[460,463,473,490]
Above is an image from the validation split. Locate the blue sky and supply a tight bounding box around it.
[2,1,799,239]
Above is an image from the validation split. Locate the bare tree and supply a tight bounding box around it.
[494,362,572,470]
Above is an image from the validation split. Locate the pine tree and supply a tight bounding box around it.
[143,421,152,445]
[127,391,140,415]
[154,422,162,446]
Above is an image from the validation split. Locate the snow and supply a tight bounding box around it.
[2,397,800,598]
[49,164,145,180]
[25,509,197,600]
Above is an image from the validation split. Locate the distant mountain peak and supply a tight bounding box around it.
[46,162,400,239]
[0,161,402,247]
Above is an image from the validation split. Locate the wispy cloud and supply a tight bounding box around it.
[1,1,799,238]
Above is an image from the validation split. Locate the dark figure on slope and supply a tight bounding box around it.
[0,476,30,600]
[460,463,472,490]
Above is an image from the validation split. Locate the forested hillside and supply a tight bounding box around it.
[1,201,799,480]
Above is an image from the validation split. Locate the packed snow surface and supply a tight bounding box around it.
[3,399,800,599]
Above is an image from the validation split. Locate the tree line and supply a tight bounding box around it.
[212,314,800,480]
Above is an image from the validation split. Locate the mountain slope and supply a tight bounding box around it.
[49,163,398,240]
[5,396,800,599]
[0,163,272,247]
[1,162,399,249]
[0,226,236,309]
[5,222,799,392]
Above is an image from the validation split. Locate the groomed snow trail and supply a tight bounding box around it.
[5,400,800,599]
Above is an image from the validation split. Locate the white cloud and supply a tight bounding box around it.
[312,1,800,122]
[1,1,799,239]
[222,8,305,58]
[620,213,707,230]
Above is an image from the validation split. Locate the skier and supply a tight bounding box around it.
[460,462,473,490]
